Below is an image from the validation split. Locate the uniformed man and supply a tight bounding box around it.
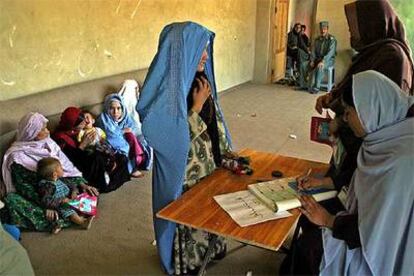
[307,21,337,93]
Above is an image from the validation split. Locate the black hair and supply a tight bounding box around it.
[74,113,85,127]
[342,79,355,107]
[301,25,306,30]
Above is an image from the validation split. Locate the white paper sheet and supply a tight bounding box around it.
[213,190,292,227]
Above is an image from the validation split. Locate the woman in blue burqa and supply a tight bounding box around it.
[137,22,232,274]
[293,70,414,275]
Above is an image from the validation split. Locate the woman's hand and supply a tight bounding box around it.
[297,176,334,190]
[191,76,211,113]
[297,176,322,190]
[45,209,59,222]
[315,93,332,114]
[80,184,99,196]
[79,129,96,150]
[123,128,132,133]
[299,195,335,228]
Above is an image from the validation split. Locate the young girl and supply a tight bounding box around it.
[36,157,94,234]
[97,94,145,178]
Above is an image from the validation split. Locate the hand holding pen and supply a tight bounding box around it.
[297,168,335,190]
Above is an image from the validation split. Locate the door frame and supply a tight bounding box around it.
[269,0,290,83]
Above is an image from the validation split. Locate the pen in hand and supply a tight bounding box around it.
[298,168,312,190]
[306,168,312,178]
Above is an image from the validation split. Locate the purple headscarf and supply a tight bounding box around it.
[1,112,82,193]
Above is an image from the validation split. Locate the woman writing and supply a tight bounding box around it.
[286,70,414,275]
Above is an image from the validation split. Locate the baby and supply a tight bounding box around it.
[77,112,107,149]
[77,112,117,180]
[36,157,94,234]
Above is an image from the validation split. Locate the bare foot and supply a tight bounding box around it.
[131,170,144,178]
[52,226,62,235]
[82,216,95,230]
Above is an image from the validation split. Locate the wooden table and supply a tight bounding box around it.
[157,149,329,273]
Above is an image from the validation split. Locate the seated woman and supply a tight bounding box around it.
[283,71,414,275]
[53,107,130,193]
[1,112,98,232]
[117,79,153,170]
[137,22,232,274]
[96,94,147,178]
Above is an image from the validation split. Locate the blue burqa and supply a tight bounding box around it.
[136,22,232,274]
[320,70,414,275]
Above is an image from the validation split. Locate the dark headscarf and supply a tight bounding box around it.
[330,0,414,112]
[187,71,221,166]
[325,0,414,192]
[347,0,406,49]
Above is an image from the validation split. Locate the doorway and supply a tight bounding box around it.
[271,0,290,83]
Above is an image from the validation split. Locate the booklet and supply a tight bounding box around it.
[310,115,332,145]
[67,193,98,216]
[247,177,337,212]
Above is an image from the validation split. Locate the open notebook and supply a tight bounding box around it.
[214,177,337,227]
[248,177,337,212]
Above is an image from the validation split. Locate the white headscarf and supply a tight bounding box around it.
[321,71,414,275]
[118,79,142,135]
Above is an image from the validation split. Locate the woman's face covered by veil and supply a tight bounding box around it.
[197,49,208,72]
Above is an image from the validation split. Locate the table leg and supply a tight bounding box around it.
[197,234,218,276]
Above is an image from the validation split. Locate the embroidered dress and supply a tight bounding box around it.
[138,22,233,274]
[173,107,230,274]
[3,164,82,231]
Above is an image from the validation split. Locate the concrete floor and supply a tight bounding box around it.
[20,83,332,275]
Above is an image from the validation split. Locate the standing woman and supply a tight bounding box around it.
[137,22,232,274]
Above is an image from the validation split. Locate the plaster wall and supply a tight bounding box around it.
[0,0,257,101]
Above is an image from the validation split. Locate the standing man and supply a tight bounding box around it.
[308,21,337,94]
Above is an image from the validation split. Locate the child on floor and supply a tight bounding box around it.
[97,94,145,178]
[36,157,94,234]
